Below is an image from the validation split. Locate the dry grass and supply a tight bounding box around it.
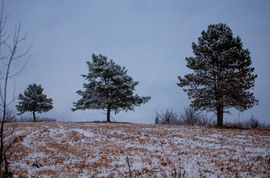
[3,122,270,177]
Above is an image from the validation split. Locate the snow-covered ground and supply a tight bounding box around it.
[4,122,270,177]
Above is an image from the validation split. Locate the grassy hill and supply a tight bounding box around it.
[3,122,270,177]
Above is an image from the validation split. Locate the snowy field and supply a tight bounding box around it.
[4,122,270,177]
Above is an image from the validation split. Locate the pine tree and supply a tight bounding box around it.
[16,84,53,122]
[72,54,151,122]
[177,23,258,127]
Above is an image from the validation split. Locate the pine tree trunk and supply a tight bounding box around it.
[217,106,224,127]
[220,109,223,126]
[107,105,111,122]
[33,111,36,122]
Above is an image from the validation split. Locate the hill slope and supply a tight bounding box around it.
[4,122,270,177]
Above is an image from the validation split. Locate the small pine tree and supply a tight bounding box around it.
[16,83,53,122]
[178,23,258,127]
[72,54,151,122]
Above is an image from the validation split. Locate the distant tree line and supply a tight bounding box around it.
[155,108,269,129]
[155,108,210,126]
[3,109,56,123]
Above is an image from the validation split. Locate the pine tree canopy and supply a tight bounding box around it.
[16,83,53,121]
[72,54,151,122]
[177,23,258,126]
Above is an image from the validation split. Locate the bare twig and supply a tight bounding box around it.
[126,156,132,178]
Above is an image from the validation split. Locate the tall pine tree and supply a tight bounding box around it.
[178,23,258,127]
[72,54,151,122]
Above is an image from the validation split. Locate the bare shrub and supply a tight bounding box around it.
[258,121,270,129]
[155,107,211,126]
[2,109,16,123]
[244,116,270,129]
[179,107,200,126]
[197,114,212,126]
[246,115,259,128]
[221,115,270,130]
[155,109,179,125]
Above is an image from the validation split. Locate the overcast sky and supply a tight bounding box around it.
[4,0,270,124]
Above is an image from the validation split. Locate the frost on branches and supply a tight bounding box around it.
[177,23,258,127]
[72,54,151,122]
